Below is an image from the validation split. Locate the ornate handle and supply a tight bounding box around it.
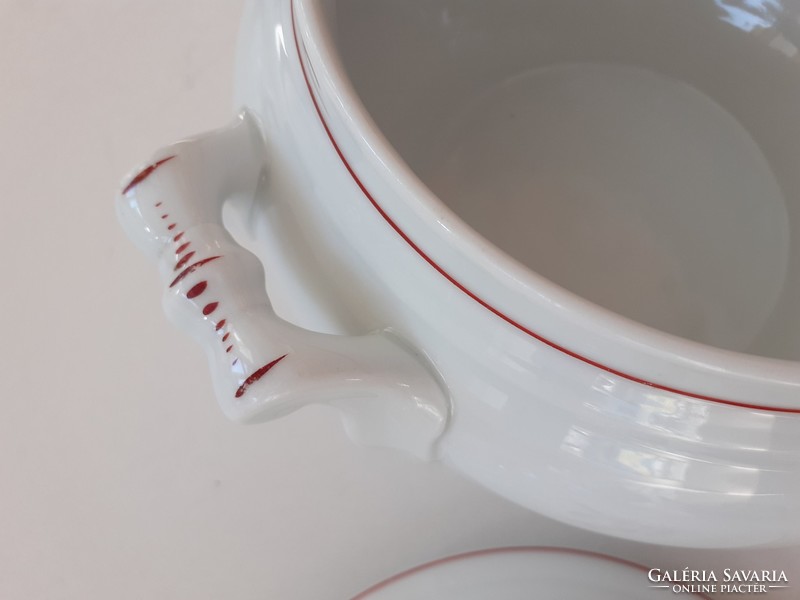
[116,112,449,459]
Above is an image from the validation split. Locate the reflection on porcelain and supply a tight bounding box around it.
[351,547,712,600]
[716,0,781,31]
[119,0,800,548]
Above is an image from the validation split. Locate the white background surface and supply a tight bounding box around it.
[1,1,798,599]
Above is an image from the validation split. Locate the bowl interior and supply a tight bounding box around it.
[324,0,800,361]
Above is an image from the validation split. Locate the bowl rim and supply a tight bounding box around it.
[291,0,800,411]
[350,546,714,600]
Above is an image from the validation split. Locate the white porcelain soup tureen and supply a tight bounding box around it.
[117,0,800,548]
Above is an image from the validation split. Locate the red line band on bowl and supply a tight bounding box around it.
[289,0,800,414]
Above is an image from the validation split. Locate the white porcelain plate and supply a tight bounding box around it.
[352,547,709,600]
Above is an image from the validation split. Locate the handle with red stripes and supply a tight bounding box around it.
[116,111,449,459]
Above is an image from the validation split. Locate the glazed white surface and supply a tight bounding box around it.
[0,1,798,599]
[354,548,709,600]
[317,0,800,408]
[225,0,800,548]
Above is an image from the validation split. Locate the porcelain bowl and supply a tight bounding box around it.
[118,0,800,548]
[351,547,712,600]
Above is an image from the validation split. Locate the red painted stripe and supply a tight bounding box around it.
[202,302,219,316]
[161,214,169,219]
[222,332,230,342]
[155,201,163,207]
[226,345,233,353]
[235,354,288,398]
[167,223,177,231]
[174,251,196,271]
[289,0,800,414]
[175,242,191,255]
[350,547,714,600]
[216,319,227,331]
[186,281,207,299]
[122,155,176,195]
[169,256,221,288]
[173,231,185,243]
